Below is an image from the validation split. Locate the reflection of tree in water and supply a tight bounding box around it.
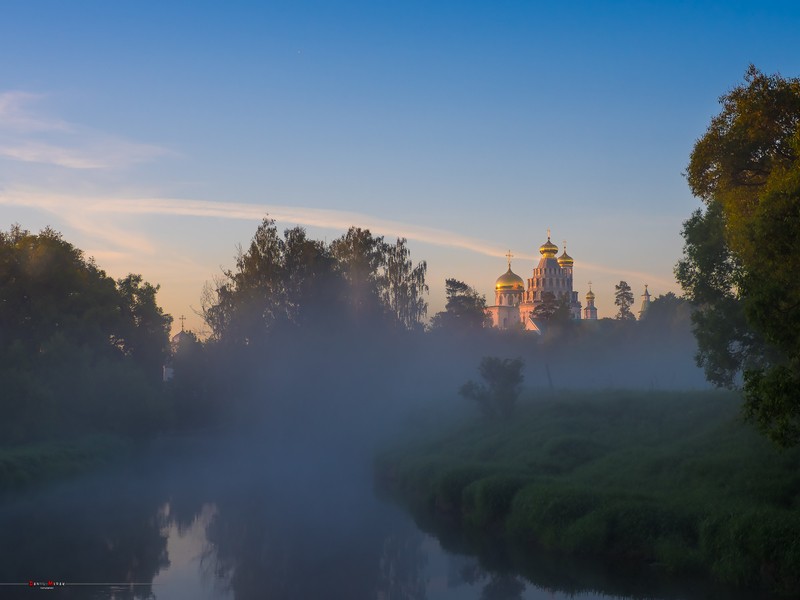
[447,560,525,600]
[0,478,170,599]
[195,476,412,600]
[480,573,525,600]
[378,532,428,600]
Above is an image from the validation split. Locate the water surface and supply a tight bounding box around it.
[0,434,768,600]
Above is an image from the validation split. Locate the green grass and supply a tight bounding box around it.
[0,435,132,492]
[375,390,800,597]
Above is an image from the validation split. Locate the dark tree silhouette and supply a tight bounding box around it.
[460,356,525,419]
[430,279,489,330]
[614,281,635,321]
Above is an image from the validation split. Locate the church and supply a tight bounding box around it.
[486,231,597,331]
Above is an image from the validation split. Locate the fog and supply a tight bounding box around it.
[0,309,721,599]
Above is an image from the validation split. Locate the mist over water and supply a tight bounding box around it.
[0,312,728,600]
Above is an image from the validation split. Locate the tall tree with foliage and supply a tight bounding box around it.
[0,225,172,441]
[614,281,635,321]
[678,66,800,446]
[116,274,173,382]
[430,279,488,330]
[330,227,388,323]
[532,291,572,324]
[203,217,288,344]
[382,237,428,330]
[282,226,341,328]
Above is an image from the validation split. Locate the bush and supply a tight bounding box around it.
[431,465,495,513]
[700,508,800,593]
[459,357,524,419]
[462,474,529,527]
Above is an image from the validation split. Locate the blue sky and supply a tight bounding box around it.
[1,1,799,332]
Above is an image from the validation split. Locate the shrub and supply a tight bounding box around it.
[462,474,529,527]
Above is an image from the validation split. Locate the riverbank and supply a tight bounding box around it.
[375,390,800,597]
[0,435,133,493]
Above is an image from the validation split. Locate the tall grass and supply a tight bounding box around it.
[375,390,800,596]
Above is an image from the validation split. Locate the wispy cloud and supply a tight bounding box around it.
[0,139,170,170]
[0,188,677,288]
[0,90,171,169]
[0,188,156,256]
[96,197,510,258]
[0,189,506,257]
[0,91,71,132]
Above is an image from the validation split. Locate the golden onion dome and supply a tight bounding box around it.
[495,267,525,291]
[539,236,558,258]
[586,289,595,301]
[557,244,574,268]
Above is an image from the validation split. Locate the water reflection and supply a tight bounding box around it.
[152,504,229,600]
[0,436,772,600]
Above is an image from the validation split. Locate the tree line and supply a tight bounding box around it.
[201,219,428,342]
[0,220,694,444]
[4,66,798,448]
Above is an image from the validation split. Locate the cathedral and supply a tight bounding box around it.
[486,231,597,331]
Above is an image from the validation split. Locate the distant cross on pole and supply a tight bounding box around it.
[562,240,567,251]
[588,280,593,291]
[179,315,186,332]
[505,250,513,269]
[547,228,551,240]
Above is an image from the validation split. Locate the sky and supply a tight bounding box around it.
[1,1,799,334]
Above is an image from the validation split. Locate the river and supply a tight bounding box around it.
[0,433,768,600]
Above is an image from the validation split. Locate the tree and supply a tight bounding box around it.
[614,281,635,321]
[532,291,558,321]
[282,226,340,328]
[202,217,287,344]
[430,279,488,330]
[459,356,524,419]
[679,66,800,446]
[330,227,388,325]
[532,291,572,323]
[0,225,172,441]
[0,225,120,354]
[382,238,428,330]
[641,292,690,328]
[116,274,173,382]
[203,219,430,342]
[675,202,762,387]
